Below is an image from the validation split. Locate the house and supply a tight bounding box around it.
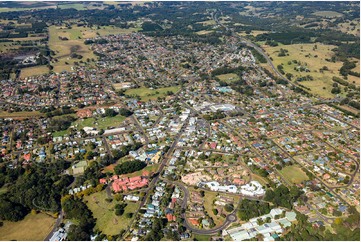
[77,109,93,118]
[166,213,176,222]
[188,218,200,226]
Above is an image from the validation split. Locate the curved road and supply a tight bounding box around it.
[166,180,267,235]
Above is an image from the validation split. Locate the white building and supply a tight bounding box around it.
[240,181,265,197]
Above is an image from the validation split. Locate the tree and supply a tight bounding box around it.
[105,109,117,117]
[224,203,234,213]
[125,212,133,218]
[114,160,147,175]
[0,198,28,222]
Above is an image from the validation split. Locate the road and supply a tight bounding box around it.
[44,210,64,241]
[164,179,271,235]
[122,108,190,239]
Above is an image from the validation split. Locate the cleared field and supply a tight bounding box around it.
[48,25,97,73]
[84,190,139,235]
[76,25,140,39]
[0,42,20,52]
[10,36,47,41]
[251,173,270,186]
[312,11,343,18]
[197,19,216,26]
[124,86,180,101]
[279,165,309,184]
[338,105,360,116]
[112,82,134,90]
[238,30,269,37]
[0,5,56,12]
[57,3,88,10]
[0,213,56,241]
[216,73,240,83]
[263,43,360,98]
[20,65,49,78]
[196,30,214,35]
[0,111,41,119]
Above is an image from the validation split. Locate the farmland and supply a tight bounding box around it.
[48,24,140,73]
[262,43,360,98]
[48,25,97,73]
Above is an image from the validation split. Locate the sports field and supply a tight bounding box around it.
[279,165,309,184]
[216,73,240,83]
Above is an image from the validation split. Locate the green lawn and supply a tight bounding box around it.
[193,234,211,241]
[279,165,309,184]
[0,213,55,241]
[73,115,126,130]
[216,73,240,83]
[57,3,88,10]
[125,86,180,101]
[83,190,139,235]
[52,130,69,137]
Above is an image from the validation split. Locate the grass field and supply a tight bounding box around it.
[0,111,41,119]
[73,115,126,130]
[251,173,269,186]
[337,20,360,36]
[263,43,360,98]
[52,129,69,137]
[279,165,309,184]
[0,213,56,241]
[216,73,240,83]
[57,3,88,10]
[202,190,227,227]
[124,86,180,101]
[126,164,159,177]
[79,25,140,39]
[197,19,216,26]
[195,30,214,35]
[20,65,49,78]
[0,42,20,52]
[238,30,269,37]
[48,25,97,73]
[0,6,55,12]
[193,234,211,241]
[49,24,141,73]
[312,11,343,18]
[84,190,139,235]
